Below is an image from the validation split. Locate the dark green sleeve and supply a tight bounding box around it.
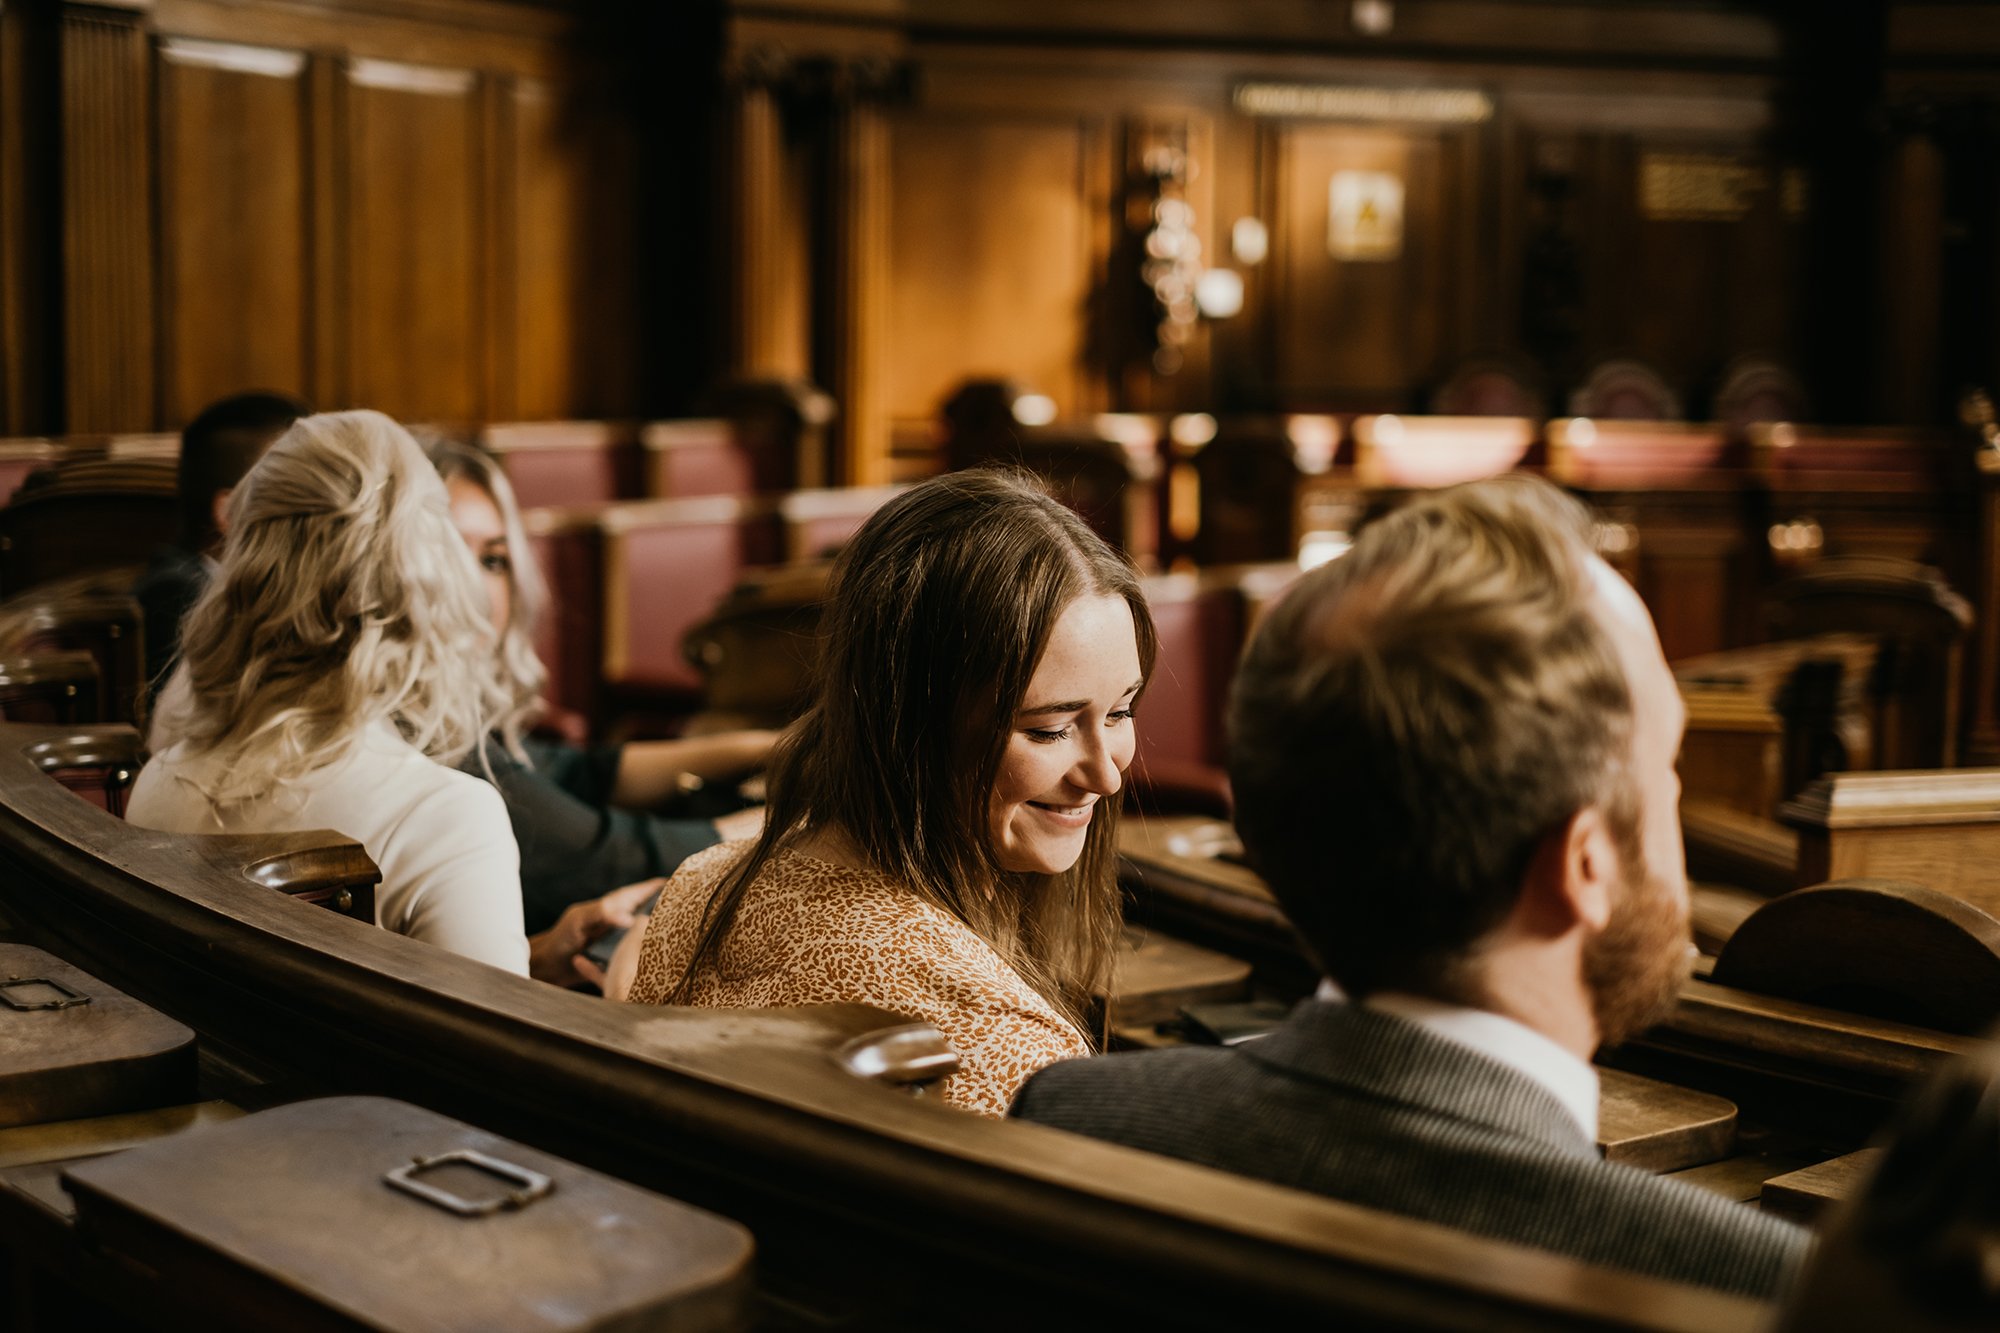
[470,741,721,935]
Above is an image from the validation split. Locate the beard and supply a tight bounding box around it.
[1581,850,1693,1048]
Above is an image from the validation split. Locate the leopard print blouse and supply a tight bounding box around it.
[624,841,1090,1117]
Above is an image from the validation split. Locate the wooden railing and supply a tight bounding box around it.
[0,722,1771,1330]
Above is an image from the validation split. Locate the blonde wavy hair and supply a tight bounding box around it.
[423,437,548,757]
[172,410,504,807]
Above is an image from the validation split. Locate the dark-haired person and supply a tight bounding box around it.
[135,391,309,704]
[608,470,1156,1116]
[426,439,772,986]
[1012,475,1811,1298]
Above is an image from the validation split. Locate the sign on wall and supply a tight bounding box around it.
[1328,171,1405,261]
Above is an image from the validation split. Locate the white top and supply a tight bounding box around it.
[128,721,528,975]
[1365,990,1600,1142]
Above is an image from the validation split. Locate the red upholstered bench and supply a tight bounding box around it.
[643,418,760,498]
[777,485,905,563]
[1128,573,1247,818]
[599,496,782,721]
[481,421,643,508]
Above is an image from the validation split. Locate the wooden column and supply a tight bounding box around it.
[821,88,890,489]
[728,73,786,378]
[60,0,157,432]
[1,3,59,433]
[1877,125,1946,423]
[1968,444,2000,766]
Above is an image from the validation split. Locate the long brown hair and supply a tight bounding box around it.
[672,468,1157,1032]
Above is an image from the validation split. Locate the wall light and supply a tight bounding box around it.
[1194,269,1245,320]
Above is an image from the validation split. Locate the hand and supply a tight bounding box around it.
[527,877,665,990]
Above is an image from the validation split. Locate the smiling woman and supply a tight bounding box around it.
[992,594,1144,877]
[612,469,1158,1116]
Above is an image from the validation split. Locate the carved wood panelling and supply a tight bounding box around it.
[1264,121,1475,408]
[0,5,58,434]
[825,100,890,487]
[157,38,311,424]
[61,11,157,433]
[345,57,484,424]
[1581,134,1805,409]
[15,1,635,433]
[730,82,813,382]
[884,112,1111,426]
[508,76,638,421]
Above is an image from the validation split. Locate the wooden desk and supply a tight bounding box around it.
[1760,1148,1882,1222]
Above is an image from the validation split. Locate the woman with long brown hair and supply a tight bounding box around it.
[610,470,1156,1115]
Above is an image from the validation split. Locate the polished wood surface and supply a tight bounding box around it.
[1785,769,2000,920]
[0,1100,242,1172]
[156,38,309,426]
[0,944,195,1131]
[0,721,1781,1329]
[1759,1149,1882,1223]
[64,1096,755,1332]
[347,60,483,424]
[1596,1070,1737,1174]
[1712,879,2000,1035]
[1099,927,1252,1032]
[1269,124,1473,409]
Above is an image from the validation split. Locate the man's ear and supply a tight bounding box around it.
[210,488,234,540]
[1519,807,1617,938]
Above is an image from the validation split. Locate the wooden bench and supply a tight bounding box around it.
[1782,768,2000,919]
[1546,419,1741,489]
[0,720,1800,1330]
[0,654,99,728]
[1350,414,1538,489]
[643,418,755,498]
[598,496,783,720]
[776,484,903,563]
[1185,414,1344,566]
[0,458,177,596]
[0,572,149,728]
[479,420,643,508]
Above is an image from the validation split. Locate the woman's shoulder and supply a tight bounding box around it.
[749,853,1036,989]
[307,729,510,842]
[667,838,757,890]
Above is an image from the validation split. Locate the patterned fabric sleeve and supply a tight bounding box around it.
[856,914,1090,1117]
[621,843,1091,1116]
[624,841,743,1005]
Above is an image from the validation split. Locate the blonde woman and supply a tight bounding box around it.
[425,440,771,985]
[131,410,528,974]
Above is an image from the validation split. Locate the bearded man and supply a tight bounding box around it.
[1011,475,1810,1299]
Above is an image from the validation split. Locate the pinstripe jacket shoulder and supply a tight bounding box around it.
[1010,1000,1810,1299]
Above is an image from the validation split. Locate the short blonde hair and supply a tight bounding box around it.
[424,437,548,757]
[172,410,502,807]
[1228,474,1635,998]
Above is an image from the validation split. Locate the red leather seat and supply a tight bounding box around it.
[482,422,643,508]
[600,497,782,718]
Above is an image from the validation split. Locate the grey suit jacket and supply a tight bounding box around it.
[1012,1000,1810,1300]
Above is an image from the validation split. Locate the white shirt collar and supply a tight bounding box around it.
[1361,989,1600,1143]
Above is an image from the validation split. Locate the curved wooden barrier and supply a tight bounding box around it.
[1713,879,2000,1035]
[0,724,1768,1330]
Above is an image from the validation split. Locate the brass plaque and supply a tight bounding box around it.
[1328,170,1404,261]
[1234,83,1493,124]
[1639,153,1766,221]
